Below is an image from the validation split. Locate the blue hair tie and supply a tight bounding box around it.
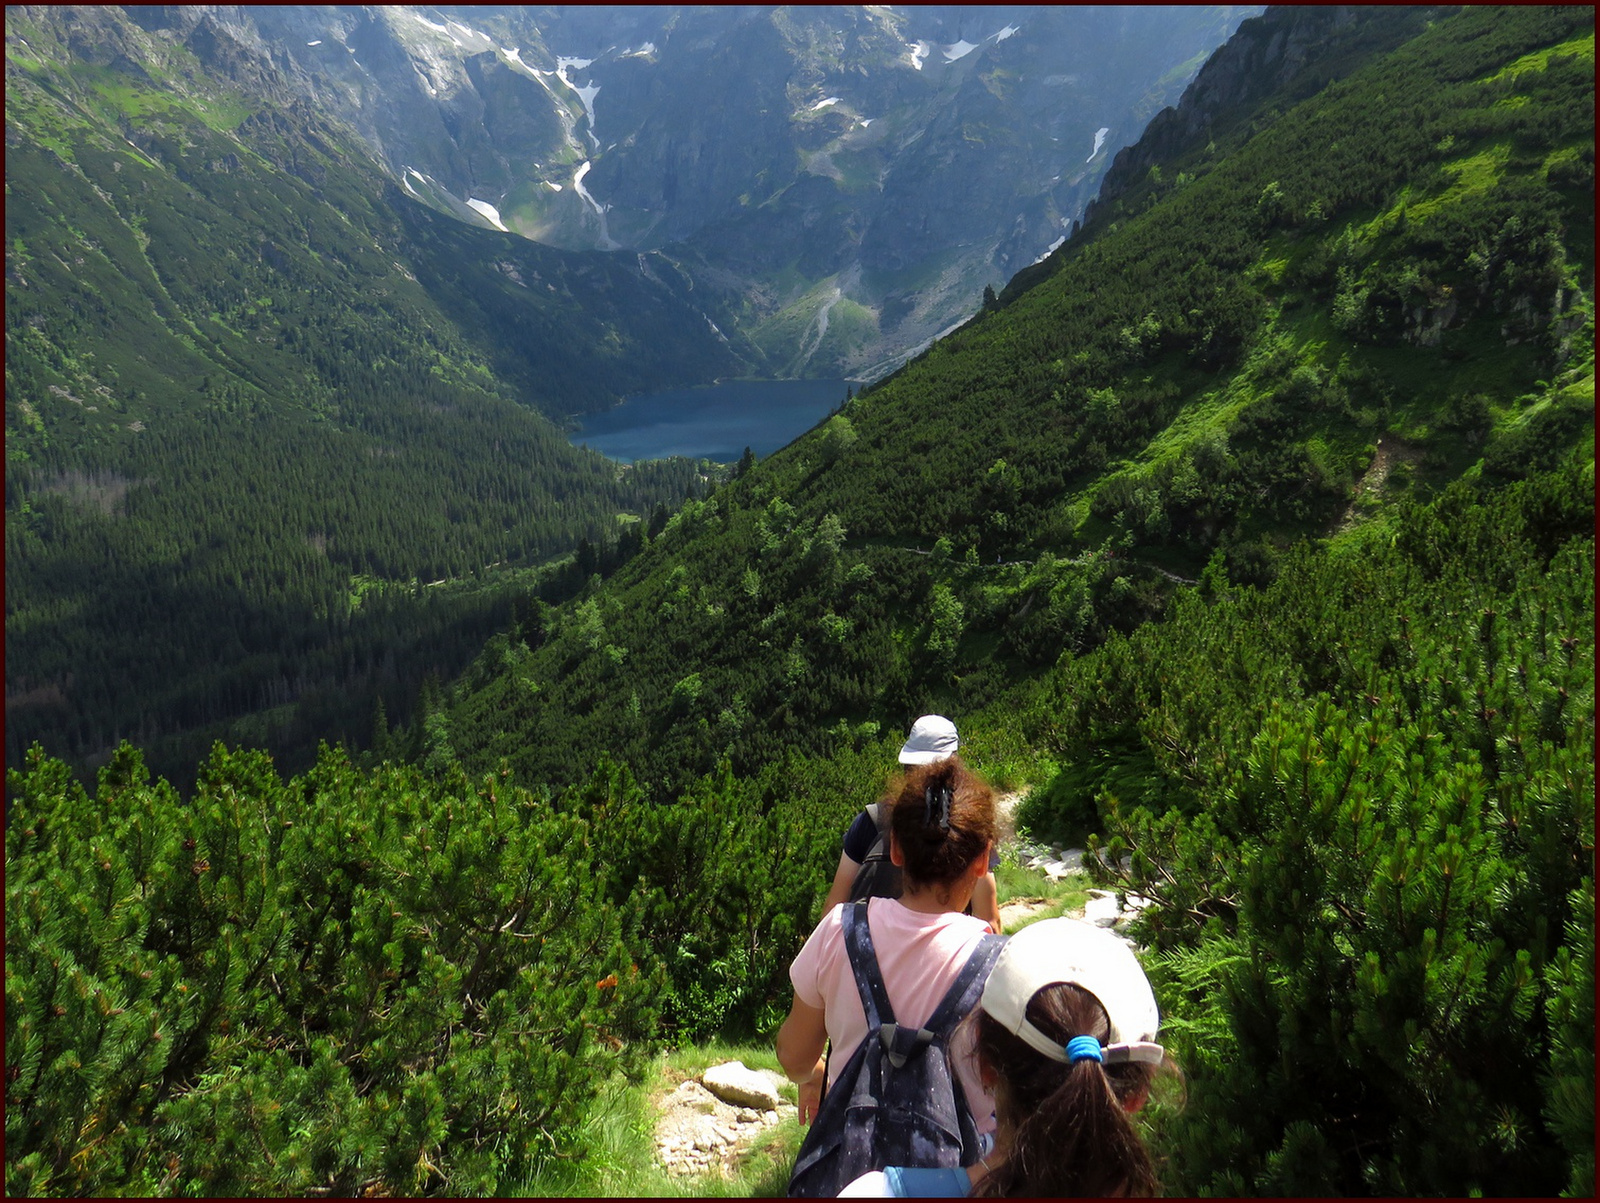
[1066,1035,1104,1064]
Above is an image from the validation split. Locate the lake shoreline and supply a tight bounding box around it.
[569,377,858,464]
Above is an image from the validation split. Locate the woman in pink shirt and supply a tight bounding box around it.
[777,756,1000,1188]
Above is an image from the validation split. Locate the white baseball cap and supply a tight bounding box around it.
[898,714,959,764]
[980,918,1164,1065]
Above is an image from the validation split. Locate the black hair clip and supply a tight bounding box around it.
[923,783,952,831]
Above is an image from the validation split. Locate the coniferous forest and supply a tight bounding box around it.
[4,3,745,787]
[6,4,1595,1198]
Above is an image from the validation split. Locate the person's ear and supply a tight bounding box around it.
[969,841,992,880]
[888,831,905,868]
[1122,1083,1149,1113]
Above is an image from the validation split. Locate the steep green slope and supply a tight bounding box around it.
[440,3,1593,794]
[4,7,746,784]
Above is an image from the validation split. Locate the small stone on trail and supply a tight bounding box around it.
[666,1079,721,1107]
[702,1060,781,1110]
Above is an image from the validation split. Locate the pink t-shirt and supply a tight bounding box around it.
[789,898,997,1140]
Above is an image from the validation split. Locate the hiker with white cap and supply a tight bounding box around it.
[817,716,1002,934]
[837,917,1171,1197]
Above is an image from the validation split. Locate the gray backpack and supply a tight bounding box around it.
[847,803,903,902]
[786,903,1004,1198]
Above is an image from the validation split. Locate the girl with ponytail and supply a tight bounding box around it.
[779,757,1002,1186]
[839,918,1171,1197]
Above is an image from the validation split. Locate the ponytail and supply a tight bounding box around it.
[971,982,1160,1197]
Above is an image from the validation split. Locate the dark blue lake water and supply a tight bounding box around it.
[569,379,854,463]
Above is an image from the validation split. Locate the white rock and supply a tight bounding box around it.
[702,1061,782,1110]
[1084,894,1121,926]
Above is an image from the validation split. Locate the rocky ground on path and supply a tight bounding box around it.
[653,1063,797,1179]
[995,791,1150,935]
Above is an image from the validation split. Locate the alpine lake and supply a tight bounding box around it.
[568,378,856,464]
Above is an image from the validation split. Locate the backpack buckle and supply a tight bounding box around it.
[879,1022,936,1069]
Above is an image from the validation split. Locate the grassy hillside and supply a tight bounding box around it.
[4,7,748,786]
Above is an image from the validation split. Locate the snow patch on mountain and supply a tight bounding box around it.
[943,40,978,62]
[467,199,508,231]
[1088,126,1110,161]
[810,97,841,111]
[502,47,536,74]
[573,161,619,249]
[991,25,1020,43]
[908,41,929,70]
[447,20,492,50]
[410,12,462,48]
[1031,235,1066,265]
[556,55,601,147]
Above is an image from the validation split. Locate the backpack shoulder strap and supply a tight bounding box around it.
[920,932,1007,1042]
[852,921,1005,1071]
[841,901,896,1031]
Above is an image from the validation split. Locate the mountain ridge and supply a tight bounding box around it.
[87,4,1262,379]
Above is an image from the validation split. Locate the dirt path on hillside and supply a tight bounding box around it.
[1337,436,1422,534]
